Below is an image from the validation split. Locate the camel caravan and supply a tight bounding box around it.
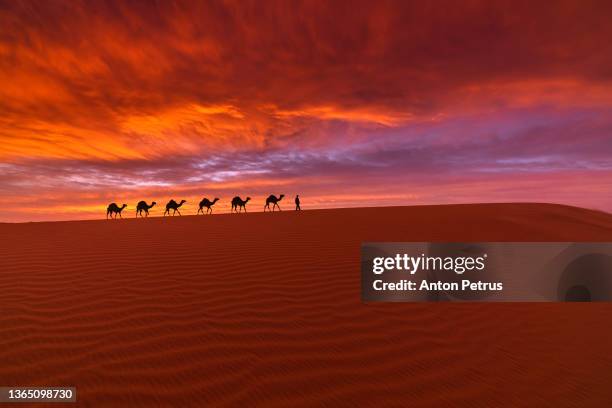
[106,194,298,219]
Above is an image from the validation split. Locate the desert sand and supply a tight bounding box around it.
[1,203,612,407]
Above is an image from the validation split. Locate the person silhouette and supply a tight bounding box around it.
[295,195,301,211]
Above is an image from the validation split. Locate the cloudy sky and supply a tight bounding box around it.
[1,0,611,221]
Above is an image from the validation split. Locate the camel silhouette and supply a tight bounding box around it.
[164,199,186,216]
[136,201,156,217]
[197,197,220,214]
[107,203,127,219]
[231,196,251,213]
[264,194,285,212]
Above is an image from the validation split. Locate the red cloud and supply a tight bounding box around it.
[1,1,612,220]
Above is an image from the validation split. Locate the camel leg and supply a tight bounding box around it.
[177,209,182,216]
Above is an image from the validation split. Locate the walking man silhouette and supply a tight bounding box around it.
[295,195,301,211]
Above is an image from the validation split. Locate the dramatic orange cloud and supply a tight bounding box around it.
[1,0,612,221]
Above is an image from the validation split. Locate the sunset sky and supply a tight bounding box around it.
[1,0,612,221]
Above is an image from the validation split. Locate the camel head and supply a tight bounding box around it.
[245,197,251,203]
[121,204,127,210]
[213,198,219,203]
[279,194,285,200]
[151,201,157,207]
[179,199,186,205]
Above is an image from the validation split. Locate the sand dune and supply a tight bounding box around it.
[1,203,612,407]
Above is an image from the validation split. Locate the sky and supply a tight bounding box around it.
[1,0,612,221]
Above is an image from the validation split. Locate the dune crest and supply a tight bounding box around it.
[1,204,611,406]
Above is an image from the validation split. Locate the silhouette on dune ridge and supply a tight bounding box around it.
[136,201,156,218]
[198,198,220,215]
[231,196,250,213]
[106,203,127,219]
[265,194,285,212]
[164,199,186,216]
